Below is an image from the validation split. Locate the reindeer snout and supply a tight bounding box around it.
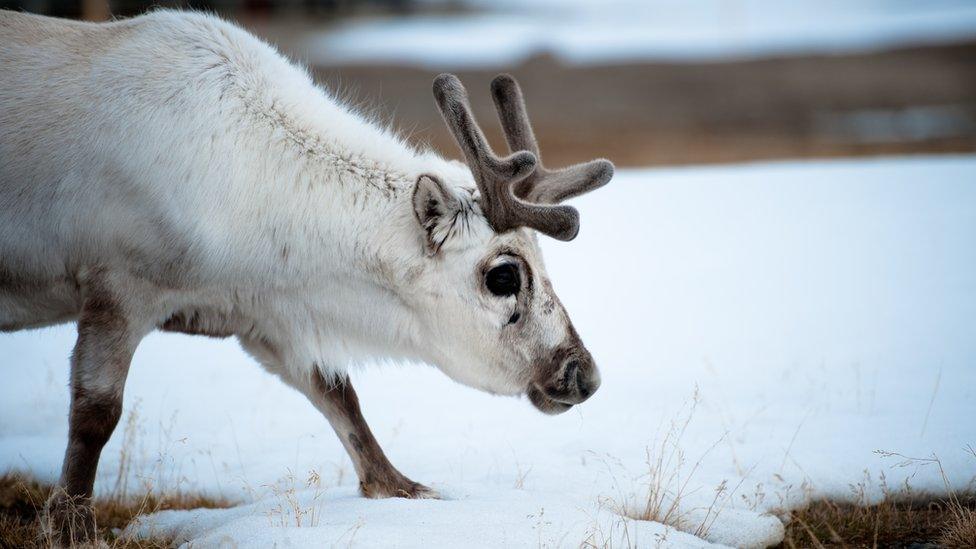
[538,349,600,405]
[541,352,601,405]
[558,358,600,402]
[528,345,601,415]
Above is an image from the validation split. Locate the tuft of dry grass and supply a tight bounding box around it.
[599,387,741,542]
[935,447,976,548]
[263,469,326,529]
[782,493,976,548]
[595,389,976,549]
[940,503,976,547]
[0,471,231,548]
[782,449,976,548]
[627,387,704,530]
[0,402,233,548]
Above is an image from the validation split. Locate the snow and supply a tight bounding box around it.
[124,485,739,548]
[814,105,976,144]
[2,154,975,547]
[306,0,976,68]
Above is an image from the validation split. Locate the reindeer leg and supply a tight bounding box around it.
[45,281,144,543]
[303,370,438,499]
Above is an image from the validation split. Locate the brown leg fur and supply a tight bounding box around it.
[306,370,437,499]
[46,283,141,544]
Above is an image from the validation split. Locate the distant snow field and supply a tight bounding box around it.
[2,155,975,547]
[307,0,976,67]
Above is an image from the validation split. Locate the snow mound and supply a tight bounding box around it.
[125,485,727,548]
[695,508,784,549]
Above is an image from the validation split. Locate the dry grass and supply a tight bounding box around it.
[0,404,231,548]
[0,472,231,548]
[596,464,976,549]
[597,387,742,544]
[940,504,976,547]
[592,387,976,549]
[263,469,326,529]
[782,492,976,548]
[782,450,976,548]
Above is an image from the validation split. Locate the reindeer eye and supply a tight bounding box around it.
[485,263,520,296]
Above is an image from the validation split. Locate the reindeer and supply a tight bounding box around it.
[0,10,613,542]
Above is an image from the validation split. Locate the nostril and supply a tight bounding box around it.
[562,359,580,389]
[544,357,598,404]
[574,363,592,398]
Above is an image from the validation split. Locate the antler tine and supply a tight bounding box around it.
[488,73,540,157]
[433,74,581,241]
[432,74,535,180]
[490,74,615,205]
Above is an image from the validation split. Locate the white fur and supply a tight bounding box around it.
[0,10,576,397]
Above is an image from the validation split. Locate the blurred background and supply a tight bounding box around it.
[3,0,976,167]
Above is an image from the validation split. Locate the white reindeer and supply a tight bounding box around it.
[0,9,613,542]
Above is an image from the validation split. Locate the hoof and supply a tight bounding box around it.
[43,491,98,546]
[360,475,440,499]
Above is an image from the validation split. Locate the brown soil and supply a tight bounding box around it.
[304,43,976,168]
[237,17,976,168]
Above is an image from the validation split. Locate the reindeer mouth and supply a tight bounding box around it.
[527,384,574,415]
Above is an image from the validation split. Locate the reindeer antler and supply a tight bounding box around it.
[433,74,611,241]
[490,74,614,206]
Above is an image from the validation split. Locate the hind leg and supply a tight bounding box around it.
[45,276,150,544]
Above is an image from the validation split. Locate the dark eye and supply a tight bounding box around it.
[485,263,520,296]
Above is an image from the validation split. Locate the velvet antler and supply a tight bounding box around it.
[490,74,614,206]
[434,73,604,241]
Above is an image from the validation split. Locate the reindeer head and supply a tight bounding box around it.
[408,74,612,414]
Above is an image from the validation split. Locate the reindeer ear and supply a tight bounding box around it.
[412,174,461,255]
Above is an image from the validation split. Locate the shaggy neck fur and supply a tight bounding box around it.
[193,11,482,367]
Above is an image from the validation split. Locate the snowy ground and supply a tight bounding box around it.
[2,155,975,547]
[306,0,976,67]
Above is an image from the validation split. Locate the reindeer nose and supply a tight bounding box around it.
[569,359,601,400]
[544,354,601,405]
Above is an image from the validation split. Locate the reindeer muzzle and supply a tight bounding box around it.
[527,348,601,415]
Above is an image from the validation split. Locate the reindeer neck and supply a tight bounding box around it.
[225,52,443,299]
